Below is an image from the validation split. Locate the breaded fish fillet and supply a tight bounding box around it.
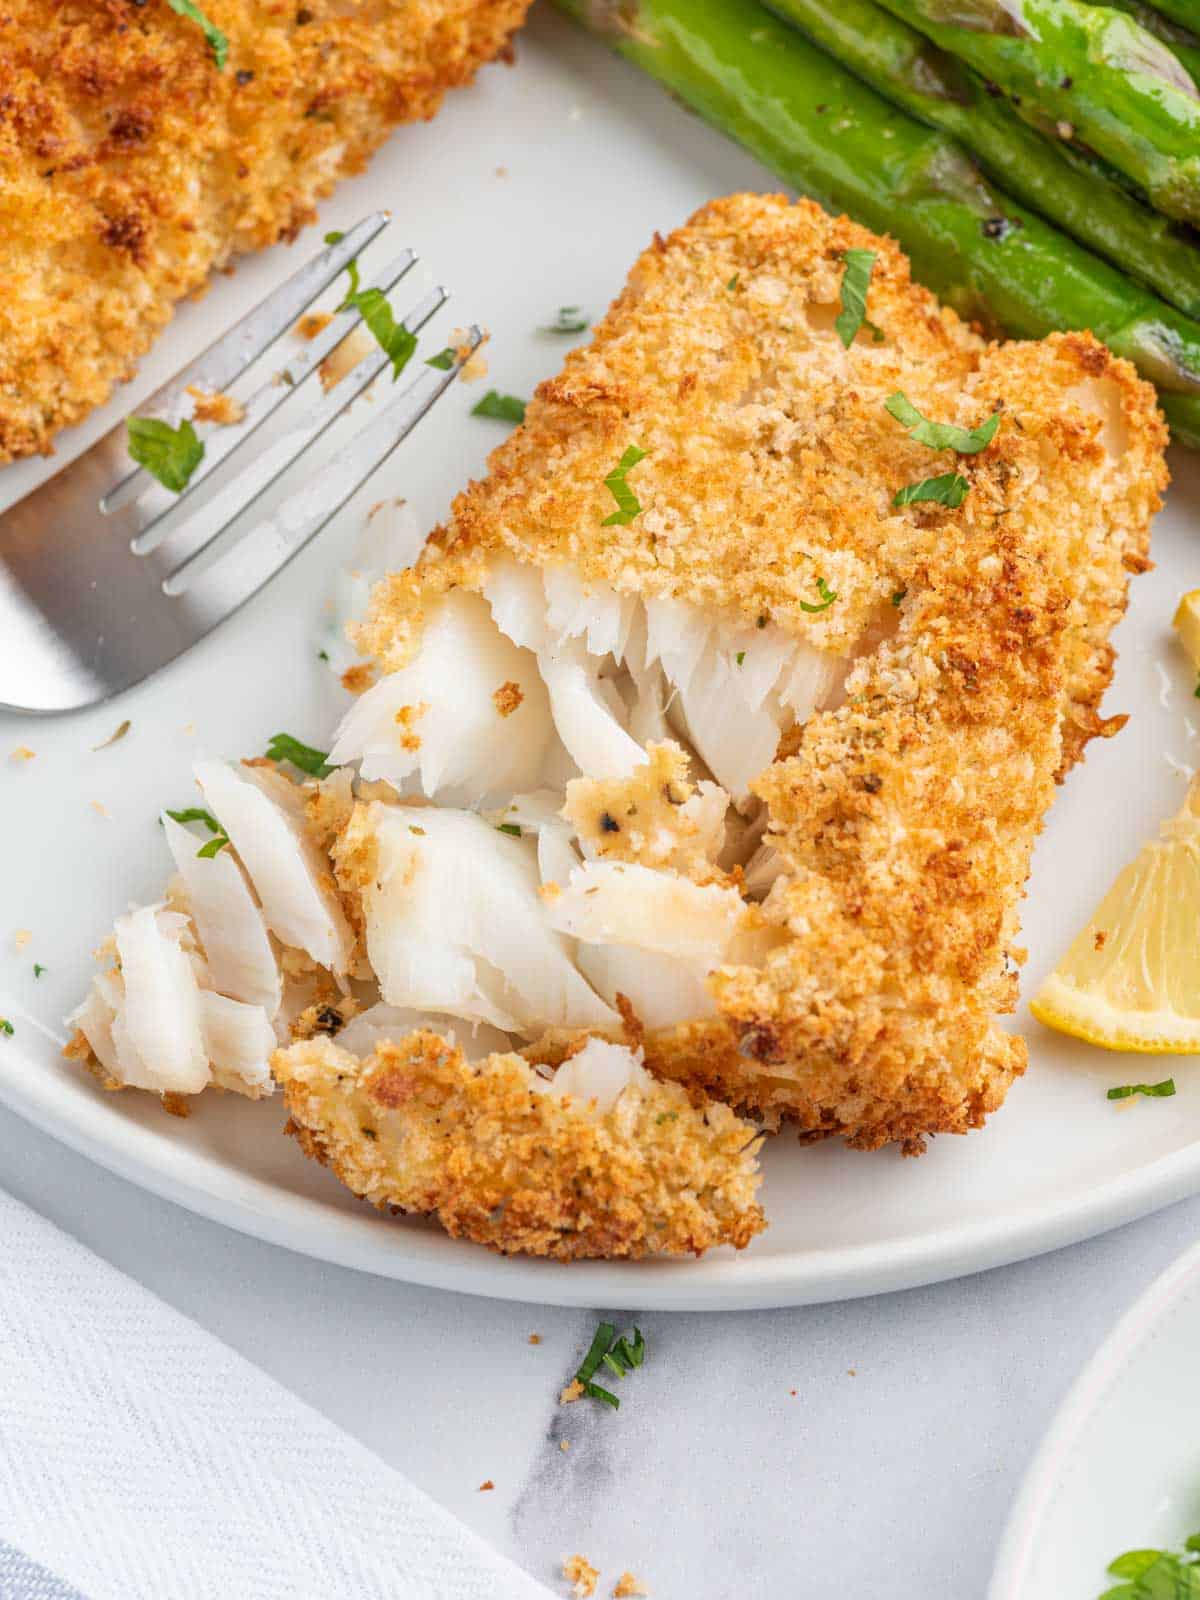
[352,193,1167,1153]
[276,1032,765,1258]
[66,194,1167,1261]
[0,0,529,460]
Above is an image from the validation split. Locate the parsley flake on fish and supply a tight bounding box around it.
[196,833,231,859]
[472,391,527,423]
[893,472,970,509]
[33,964,46,979]
[164,807,223,834]
[835,249,879,348]
[166,0,228,69]
[886,392,1001,455]
[601,445,647,527]
[0,1019,13,1036]
[127,417,204,493]
[798,576,838,614]
[265,733,332,777]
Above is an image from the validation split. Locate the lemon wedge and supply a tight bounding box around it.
[1031,780,1200,1053]
[1173,589,1200,676]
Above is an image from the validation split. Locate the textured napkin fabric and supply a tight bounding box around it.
[0,1190,550,1600]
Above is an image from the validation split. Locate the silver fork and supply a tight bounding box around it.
[0,215,481,714]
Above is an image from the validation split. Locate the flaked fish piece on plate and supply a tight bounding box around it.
[68,194,1168,1257]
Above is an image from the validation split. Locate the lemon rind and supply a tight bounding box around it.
[1031,974,1200,1056]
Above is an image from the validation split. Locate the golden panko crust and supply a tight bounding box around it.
[0,0,529,460]
[274,1032,766,1258]
[355,194,1168,1152]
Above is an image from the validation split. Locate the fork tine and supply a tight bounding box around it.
[125,249,420,553]
[101,212,389,509]
[165,327,483,624]
[143,287,449,578]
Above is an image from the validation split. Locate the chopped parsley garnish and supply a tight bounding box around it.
[601,445,647,527]
[165,806,222,834]
[0,1018,12,1035]
[1108,1078,1176,1100]
[425,348,456,370]
[798,576,838,614]
[1194,671,1200,700]
[324,238,415,379]
[196,833,230,859]
[127,417,205,493]
[893,472,970,509]
[735,650,746,665]
[472,391,527,423]
[345,288,415,380]
[727,273,740,292]
[1098,1531,1200,1596]
[543,306,589,334]
[318,649,330,661]
[166,0,228,68]
[891,588,907,606]
[885,392,1001,455]
[265,733,332,777]
[496,822,522,837]
[835,249,879,349]
[33,964,45,978]
[570,1322,647,1410]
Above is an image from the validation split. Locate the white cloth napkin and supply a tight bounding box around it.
[0,1189,551,1600]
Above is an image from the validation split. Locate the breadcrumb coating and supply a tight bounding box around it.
[0,0,528,460]
[274,1031,765,1259]
[354,194,1167,1152]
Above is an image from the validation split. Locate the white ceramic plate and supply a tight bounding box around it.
[2,10,1199,1311]
[989,1237,1200,1598]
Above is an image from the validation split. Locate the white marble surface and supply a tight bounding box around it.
[4,1098,1199,1598]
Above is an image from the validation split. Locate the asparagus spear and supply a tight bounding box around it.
[868,0,1200,225]
[554,0,1200,446]
[1100,0,1200,85]
[768,0,1200,316]
[1145,0,1200,30]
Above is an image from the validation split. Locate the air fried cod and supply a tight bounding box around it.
[68,195,1167,1259]
[0,0,530,461]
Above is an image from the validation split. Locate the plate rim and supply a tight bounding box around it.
[4,1035,1200,1311]
[987,1232,1200,1598]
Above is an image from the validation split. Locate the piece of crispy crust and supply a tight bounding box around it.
[274,1032,765,1259]
[0,0,529,461]
[354,194,1168,1152]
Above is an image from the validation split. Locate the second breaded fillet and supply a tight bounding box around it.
[353,193,1168,1152]
[275,1032,765,1258]
[0,0,529,460]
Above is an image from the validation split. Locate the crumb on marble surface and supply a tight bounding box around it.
[478,1479,494,1492]
[528,1333,542,1345]
[560,1379,584,1404]
[563,1555,598,1598]
[613,1575,648,1598]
